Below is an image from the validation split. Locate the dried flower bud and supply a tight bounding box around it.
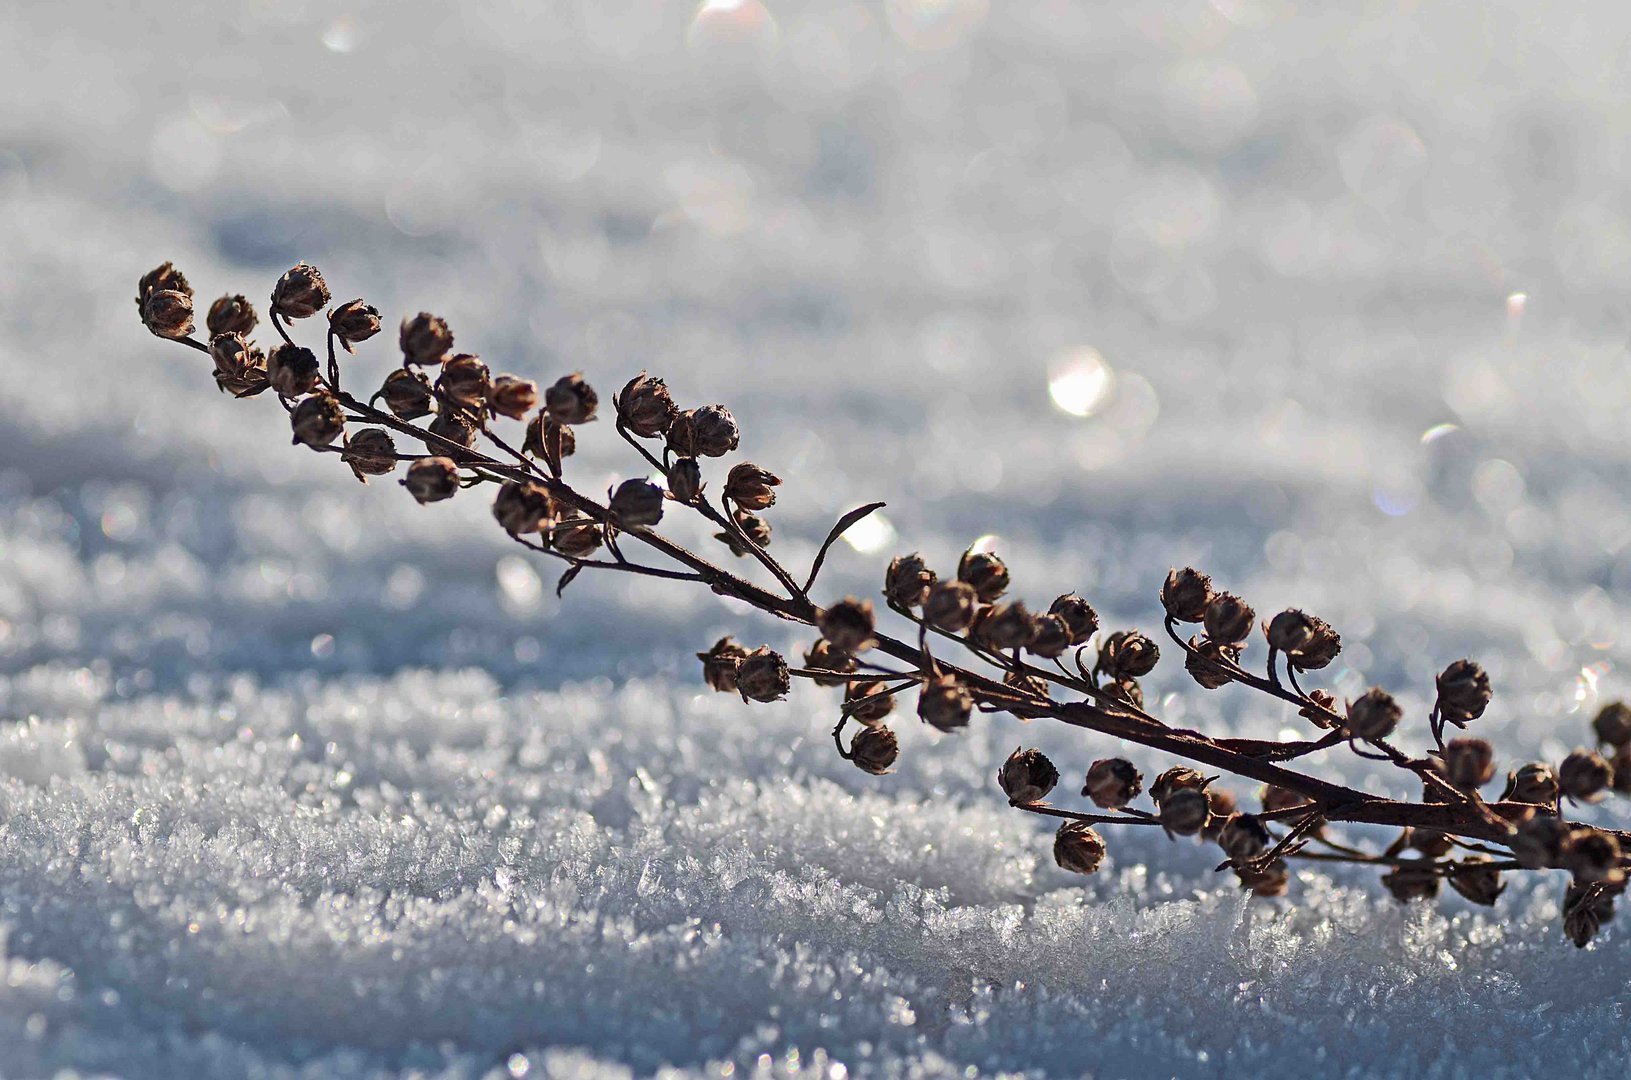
[288,392,344,448]
[848,726,899,775]
[428,408,479,450]
[137,262,191,306]
[266,343,320,397]
[438,354,490,411]
[996,747,1059,805]
[551,513,604,560]
[1593,702,1631,748]
[1512,815,1570,870]
[1082,758,1143,809]
[141,289,195,338]
[545,373,598,425]
[1053,822,1107,875]
[884,554,935,609]
[208,333,269,398]
[1239,859,1291,897]
[488,375,539,421]
[1103,677,1143,710]
[957,549,1009,603]
[1563,882,1612,948]
[1562,827,1624,885]
[1298,689,1338,728]
[918,674,973,732]
[207,293,258,337]
[1446,857,1504,906]
[1442,738,1496,790]
[1159,787,1212,837]
[1199,789,1239,842]
[328,299,381,351]
[922,579,978,632]
[716,511,771,557]
[1184,636,1239,690]
[1435,659,1492,726]
[698,637,748,693]
[271,262,330,319]
[616,373,678,438]
[845,679,897,725]
[1048,594,1099,644]
[402,457,459,504]
[1160,567,1213,623]
[974,601,1036,651]
[665,457,703,503]
[736,646,790,703]
[1501,762,1559,808]
[379,368,434,420]
[818,597,875,652]
[1261,784,1312,815]
[1403,826,1453,858]
[1218,813,1271,861]
[800,639,856,688]
[1000,672,1052,720]
[341,428,398,481]
[1382,865,1441,903]
[1284,619,1338,672]
[1265,609,1316,654]
[724,463,781,511]
[667,405,740,458]
[492,481,555,535]
[1202,592,1255,646]
[1559,749,1614,803]
[604,479,661,529]
[1344,687,1401,742]
[400,312,454,366]
[1027,614,1073,659]
[1100,629,1159,680]
[523,412,576,468]
[1151,765,1209,806]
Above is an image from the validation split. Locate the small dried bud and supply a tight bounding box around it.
[716,511,771,557]
[922,580,978,632]
[616,373,678,438]
[698,637,748,694]
[1344,687,1401,742]
[1202,592,1255,646]
[1083,758,1143,809]
[1559,749,1614,803]
[848,726,899,775]
[266,343,320,397]
[1562,827,1624,886]
[1160,567,1213,623]
[1000,671,1052,720]
[1501,762,1559,808]
[1239,859,1291,897]
[724,463,780,511]
[438,354,491,411]
[141,289,195,338]
[608,478,665,529]
[1405,826,1454,858]
[545,373,599,425]
[400,312,454,366]
[137,262,192,305]
[957,549,1009,603]
[998,747,1059,805]
[1103,677,1143,710]
[974,602,1036,651]
[402,457,459,504]
[1512,815,1570,870]
[271,262,330,319]
[551,513,604,560]
[1562,882,1616,949]
[818,597,875,653]
[523,412,576,467]
[488,376,539,421]
[208,332,268,398]
[1048,594,1099,644]
[379,368,434,420]
[492,481,555,535]
[667,405,740,458]
[1053,822,1107,875]
[1218,813,1271,861]
[1298,689,1338,728]
[884,554,936,609]
[1435,659,1492,726]
[1100,630,1160,680]
[1200,789,1239,841]
[918,674,973,732]
[666,457,704,503]
[1184,636,1239,690]
[1151,765,1209,806]
[1446,857,1505,906]
[1261,784,1313,815]
[207,293,258,337]
[844,679,896,725]
[1288,617,1342,671]
[340,428,398,481]
[736,647,790,703]
[1265,609,1316,654]
[290,393,345,448]
[1027,614,1073,659]
[328,299,382,351]
[428,408,479,450]
[1159,787,1212,837]
[1382,865,1441,903]
[1442,738,1496,790]
[1593,702,1631,748]
[802,639,856,687]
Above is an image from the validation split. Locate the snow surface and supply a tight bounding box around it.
[4,0,1631,1075]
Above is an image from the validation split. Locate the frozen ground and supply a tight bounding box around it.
[4,0,1631,1075]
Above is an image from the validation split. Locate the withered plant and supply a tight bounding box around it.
[140,261,1631,948]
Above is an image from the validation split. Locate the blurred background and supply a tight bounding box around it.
[5,1,1631,1076]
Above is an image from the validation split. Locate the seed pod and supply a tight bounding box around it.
[1512,814,1570,869]
[609,478,665,528]
[428,408,479,450]
[1382,865,1441,903]
[551,513,604,559]
[1559,749,1614,803]
[208,331,258,382]
[918,674,973,732]
[271,262,330,319]
[1562,827,1624,885]
[818,597,875,653]
[666,457,704,503]
[1298,689,1338,728]
[1562,882,1616,949]
[213,348,270,398]
[1435,659,1493,727]
[1000,671,1053,720]
[957,549,1009,603]
[1265,609,1316,654]
[1159,787,1212,837]
[289,393,345,448]
[523,412,576,469]
[379,368,434,420]
[1442,737,1496,790]
[848,726,899,775]
[1405,827,1453,858]
[697,637,748,694]
[1261,784,1313,815]
[616,372,678,438]
[1446,857,1505,906]
[266,343,320,397]
[997,747,1059,805]
[400,312,454,366]
[716,511,771,557]
[492,481,555,535]
[1239,859,1291,897]
[667,405,740,458]
[545,373,598,425]
[1199,789,1238,842]
[1501,762,1559,807]
[401,457,459,504]
[1593,702,1631,748]
[438,354,491,411]
[1218,813,1271,861]
[1100,629,1159,680]
[736,646,790,703]
[801,639,856,687]
[1150,765,1209,806]
[922,580,977,632]
[1184,636,1239,690]
[844,679,896,725]
[1027,614,1073,659]
[1053,822,1107,875]
[328,299,382,351]
[974,601,1035,651]
[884,554,935,609]
[141,289,195,338]
[1202,593,1255,646]
[1160,567,1213,623]
[1048,594,1099,644]
[1103,677,1143,710]
[207,293,258,337]
[341,428,398,481]
[724,463,781,511]
[488,375,540,421]
[1083,758,1143,809]
[1288,617,1342,671]
[137,262,192,306]
[1344,688,1401,742]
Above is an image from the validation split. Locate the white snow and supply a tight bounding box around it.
[3,0,1631,1075]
